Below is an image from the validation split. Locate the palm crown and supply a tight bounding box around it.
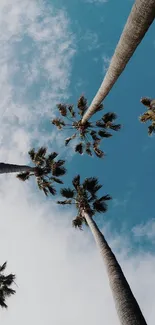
[17,147,66,196]
[57,175,111,229]
[0,262,15,308]
[52,95,121,158]
[140,97,155,135]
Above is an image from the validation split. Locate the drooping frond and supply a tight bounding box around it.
[65,133,77,146]
[51,118,65,129]
[57,104,67,116]
[140,97,151,107]
[93,199,108,213]
[83,177,102,194]
[72,175,80,189]
[60,188,75,199]
[102,112,117,123]
[75,143,83,155]
[98,130,112,138]
[16,172,30,181]
[72,216,83,230]
[57,199,72,205]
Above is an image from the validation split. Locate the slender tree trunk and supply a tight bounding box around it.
[0,163,34,174]
[82,0,155,124]
[82,210,147,325]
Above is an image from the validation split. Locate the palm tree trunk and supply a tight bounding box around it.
[82,0,155,124]
[82,210,147,325]
[0,163,34,174]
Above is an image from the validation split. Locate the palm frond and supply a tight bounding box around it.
[16,172,30,181]
[140,97,151,107]
[0,262,7,273]
[148,124,155,135]
[85,142,92,156]
[109,123,121,131]
[83,177,102,194]
[57,199,72,205]
[98,195,112,202]
[28,148,36,162]
[52,118,65,129]
[93,147,104,158]
[77,96,87,116]
[57,104,67,116]
[98,130,112,138]
[95,103,103,112]
[68,105,76,118]
[139,113,151,123]
[102,112,117,123]
[72,175,80,189]
[60,188,75,198]
[52,163,66,177]
[93,200,108,213]
[36,147,47,159]
[90,130,100,141]
[47,185,56,196]
[75,143,83,155]
[65,133,77,146]
[50,177,63,184]
[96,121,106,128]
[72,216,83,230]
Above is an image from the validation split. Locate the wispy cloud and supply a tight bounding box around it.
[133,219,155,242]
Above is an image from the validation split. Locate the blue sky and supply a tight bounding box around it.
[0,0,155,324]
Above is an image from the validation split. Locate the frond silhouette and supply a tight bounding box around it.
[140,97,155,135]
[0,262,15,308]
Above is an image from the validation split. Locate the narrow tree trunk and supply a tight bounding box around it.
[82,0,155,124]
[82,210,147,325]
[0,163,34,174]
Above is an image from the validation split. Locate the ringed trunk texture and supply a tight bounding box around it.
[82,0,155,124]
[82,211,147,325]
[0,163,34,174]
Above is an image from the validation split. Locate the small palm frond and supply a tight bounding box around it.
[139,113,151,123]
[60,188,75,199]
[95,121,106,128]
[98,130,112,138]
[93,146,104,158]
[102,112,117,123]
[68,105,76,118]
[90,130,100,141]
[75,143,83,155]
[57,199,72,205]
[85,142,92,156]
[57,104,67,116]
[95,103,103,112]
[35,147,47,166]
[77,96,87,116]
[47,185,56,196]
[98,195,112,202]
[0,262,7,273]
[72,175,80,189]
[83,177,102,194]
[109,123,121,131]
[52,163,66,177]
[140,97,151,107]
[72,216,83,230]
[50,177,63,184]
[148,124,155,135]
[28,148,36,162]
[65,133,77,146]
[52,118,65,129]
[16,172,30,181]
[93,200,108,213]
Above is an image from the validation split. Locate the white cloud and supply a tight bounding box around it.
[102,54,111,73]
[133,219,155,242]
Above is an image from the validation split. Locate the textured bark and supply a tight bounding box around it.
[82,211,147,325]
[0,163,34,174]
[82,0,155,124]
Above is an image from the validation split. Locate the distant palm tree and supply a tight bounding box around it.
[0,262,15,308]
[139,97,155,135]
[57,175,147,325]
[52,96,121,158]
[17,147,66,196]
[81,0,155,124]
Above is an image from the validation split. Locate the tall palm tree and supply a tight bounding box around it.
[82,0,155,124]
[0,261,15,308]
[0,163,33,174]
[52,96,121,158]
[139,97,155,135]
[57,175,147,325]
[17,147,66,196]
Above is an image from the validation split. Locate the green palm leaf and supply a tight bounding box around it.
[72,175,80,189]
[102,112,117,123]
[93,200,108,213]
[98,130,112,138]
[83,177,102,194]
[60,188,75,198]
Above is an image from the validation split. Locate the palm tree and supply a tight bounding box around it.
[52,96,121,158]
[57,175,147,325]
[0,261,15,308]
[0,163,33,174]
[17,147,66,196]
[81,0,155,124]
[139,97,155,135]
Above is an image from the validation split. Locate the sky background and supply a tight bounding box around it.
[0,0,155,324]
